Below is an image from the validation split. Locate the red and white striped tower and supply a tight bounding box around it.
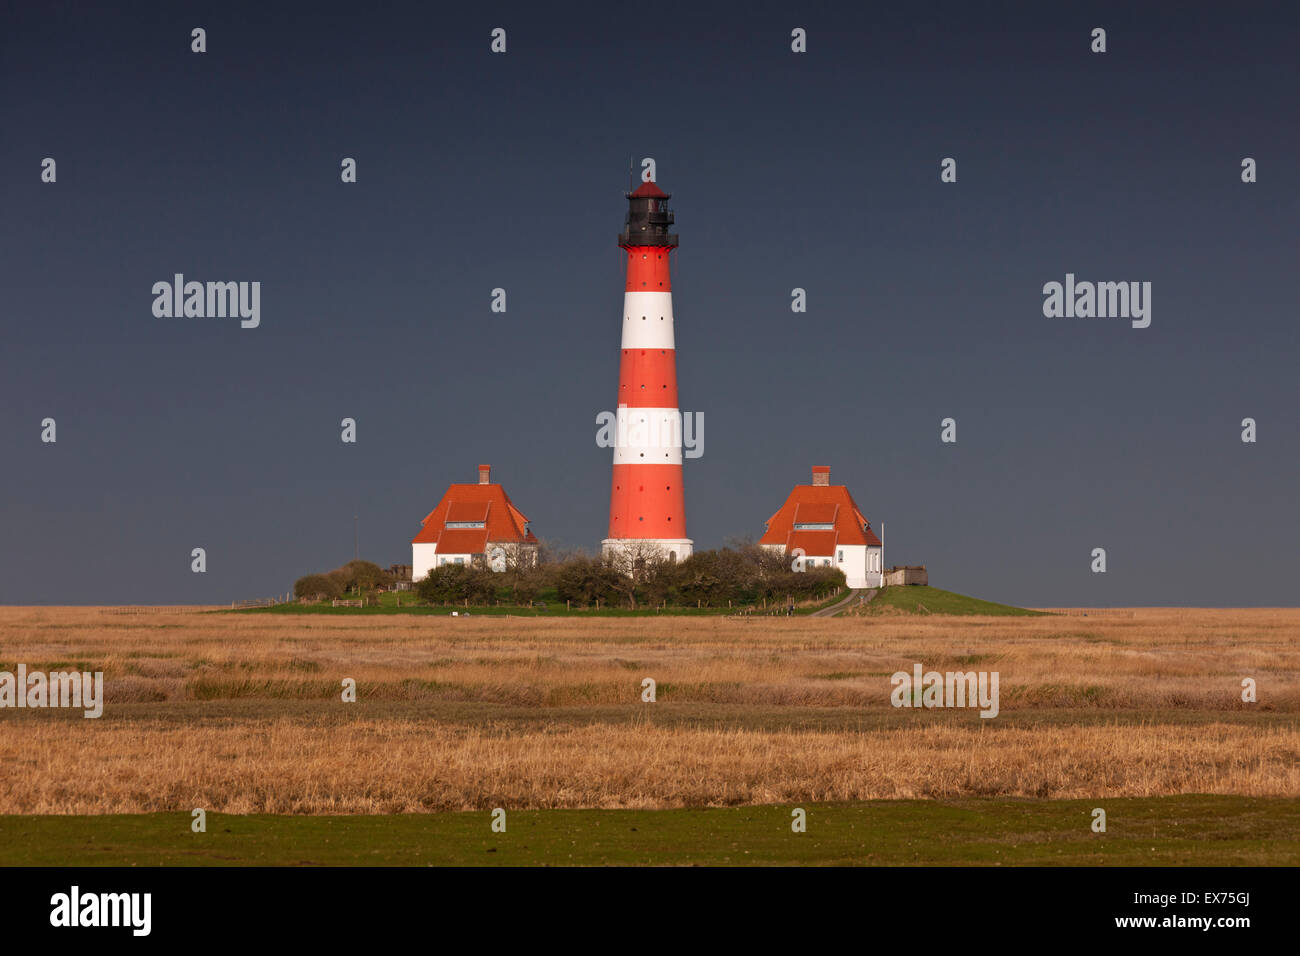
[602,180,693,563]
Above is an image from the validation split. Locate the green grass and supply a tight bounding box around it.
[868,586,1047,617]
[0,796,1294,866]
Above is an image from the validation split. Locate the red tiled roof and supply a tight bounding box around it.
[787,530,839,557]
[759,481,881,554]
[793,502,838,525]
[412,480,534,548]
[434,528,490,554]
[629,181,667,199]
[446,501,489,523]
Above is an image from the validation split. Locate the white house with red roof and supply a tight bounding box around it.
[411,465,538,580]
[759,465,883,589]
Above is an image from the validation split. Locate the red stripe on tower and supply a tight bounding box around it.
[602,179,693,562]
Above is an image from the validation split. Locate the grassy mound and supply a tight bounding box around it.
[242,586,851,617]
[866,586,1046,617]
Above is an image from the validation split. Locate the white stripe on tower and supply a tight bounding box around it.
[622,291,675,349]
[611,407,685,465]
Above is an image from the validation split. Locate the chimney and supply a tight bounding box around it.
[478,464,491,485]
[812,465,830,486]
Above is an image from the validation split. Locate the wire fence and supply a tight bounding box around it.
[104,606,213,614]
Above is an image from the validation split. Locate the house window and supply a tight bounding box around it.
[837,550,844,562]
[454,557,464,566]
[439,558,447,566]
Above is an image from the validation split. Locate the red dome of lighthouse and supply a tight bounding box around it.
[627,180,668,199]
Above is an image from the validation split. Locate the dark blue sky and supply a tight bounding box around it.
[3,1,1297,605]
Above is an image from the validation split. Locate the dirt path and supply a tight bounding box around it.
[812,587,877,617]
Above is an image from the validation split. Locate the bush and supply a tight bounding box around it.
[552,557,620,606]
[344,560,385,590]
[324,559,385,593]
[416,564,499,604]
[670,543,839,607]
[766,565,846,602]
[294,573,341,601]
[296,543,847,610]
[508,567,544,606]
[541,544,846,609]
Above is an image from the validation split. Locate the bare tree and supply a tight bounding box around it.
[602,540,669,610]
[500,541,543,605]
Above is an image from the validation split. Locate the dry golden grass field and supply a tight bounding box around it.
[0,606,1297,815]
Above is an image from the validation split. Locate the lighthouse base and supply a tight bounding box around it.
[602,537,694,566]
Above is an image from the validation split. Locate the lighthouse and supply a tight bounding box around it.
[601,179,693,564]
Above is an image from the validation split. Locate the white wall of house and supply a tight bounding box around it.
[413,542,538,581]
[412,543,439,581]
[866,546,883,588]
[838,544,866,588]
[763,542,883,589]
[412,547,477,580]
[837,544,884,589]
